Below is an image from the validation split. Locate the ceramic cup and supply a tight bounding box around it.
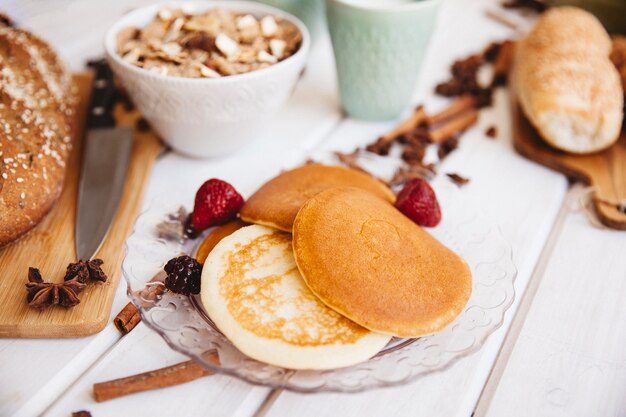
[256,0,326,43]
[326,0,441,121]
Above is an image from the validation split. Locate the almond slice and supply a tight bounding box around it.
[215,33,240,59]
[237,14,257,29]
[261,16,278,37]
[269,39,286,58]
[257,50,278,63]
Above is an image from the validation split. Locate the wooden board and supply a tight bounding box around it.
[511,97,626,230]
[0,72,162,338]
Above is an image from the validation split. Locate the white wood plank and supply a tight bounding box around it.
[481,186,626,417]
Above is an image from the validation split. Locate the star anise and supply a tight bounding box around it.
[64,259,108,284]
[26,267,86,311]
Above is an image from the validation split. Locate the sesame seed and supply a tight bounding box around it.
[20,192,25,199]
[16,177,23,183]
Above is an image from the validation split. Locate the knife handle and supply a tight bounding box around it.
[87,60,116,128]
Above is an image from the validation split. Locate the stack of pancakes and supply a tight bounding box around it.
[201,164,472,370]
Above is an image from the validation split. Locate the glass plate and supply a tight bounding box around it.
[123,165,516,393]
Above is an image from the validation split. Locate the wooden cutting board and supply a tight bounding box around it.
[511,96,626,231]
[0,72,162,338]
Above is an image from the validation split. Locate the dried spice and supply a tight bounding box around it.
[26,267,86,311]
[446,173,470,187]
[435,47,498,109]
[136,117,150,132]
[401,145,426,166]
[114,302,142,335]
[0,12,14,27]
[365,137,393,156]
[72,411,92,417]
[438,137,460,161]
[64,259,108,284]
[502,0,547,13]
[485,126,497,138]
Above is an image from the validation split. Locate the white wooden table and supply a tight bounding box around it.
[2,1,625,416]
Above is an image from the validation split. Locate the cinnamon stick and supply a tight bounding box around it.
[113,302,142,335]
[93,351,219,402]
[379,105,427,143]
[492,40,516,87]
[428,110,479,144]
[425,95,477,127]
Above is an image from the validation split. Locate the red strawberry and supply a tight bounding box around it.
[191,179,244,231]
[395,178,441,227]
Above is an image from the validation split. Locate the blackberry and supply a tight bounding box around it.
[164,255,202,295]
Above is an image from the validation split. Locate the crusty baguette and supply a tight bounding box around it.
[512,7,623,154]
[0,24,78,247]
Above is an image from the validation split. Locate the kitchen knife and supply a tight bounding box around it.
[75,61,134,261]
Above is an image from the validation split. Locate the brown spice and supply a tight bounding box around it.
[93,351,219,402]
[485,126,498,138]
[136,117,150,132]
[446,173,470,187]
[492,40,515,87]
[365,137,393,156]
[428,110,478,144]
[26,268,86,311]
[435,46,498,109]
[502,0,547,13]
[425,95,477,127]
[483,42,503,62]
[401,145,426,166]
[438,137,460,161]
[373,105,428,151]
[0,12,14,27]
[64,259,108,284]
[113,302,142,335]
[72,411,92,417]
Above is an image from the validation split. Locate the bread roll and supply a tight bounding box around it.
[0,23,78,247]
[512,7,623,154]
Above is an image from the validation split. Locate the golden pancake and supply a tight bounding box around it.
[293,187,472,338]
[239,164,395,232]
[202,225,391,370]
[196,220,247,263]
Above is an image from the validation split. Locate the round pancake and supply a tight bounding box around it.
[293,187,472,338]
[202,224,391,370]
[239,164,395,232]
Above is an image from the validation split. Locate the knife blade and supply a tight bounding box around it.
[75,61,133,261]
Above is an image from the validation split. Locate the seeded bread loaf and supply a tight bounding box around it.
[0,23,78,247]
[512,7,623,154]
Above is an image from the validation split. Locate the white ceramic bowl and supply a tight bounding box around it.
[104,1,310,158]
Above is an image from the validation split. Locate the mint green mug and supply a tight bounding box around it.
[326,0,441,120]
[256,0,326,42]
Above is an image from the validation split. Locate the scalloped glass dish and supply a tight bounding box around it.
[123,173,516,393]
